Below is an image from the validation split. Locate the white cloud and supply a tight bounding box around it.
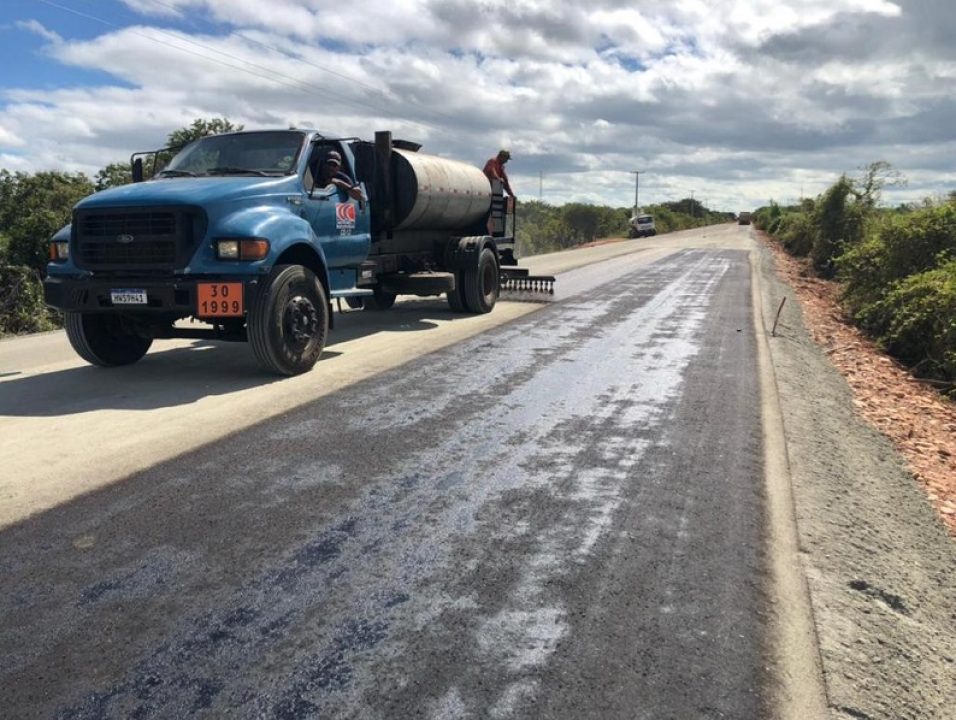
[0,0,951,210]
[14,19,62,43]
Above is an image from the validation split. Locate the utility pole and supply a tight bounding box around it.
[631,170,645,216]
[690,190,695,219]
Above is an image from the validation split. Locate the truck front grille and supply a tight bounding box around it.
[73,207,206,272]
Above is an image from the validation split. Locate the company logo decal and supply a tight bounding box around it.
[336,203,356,233]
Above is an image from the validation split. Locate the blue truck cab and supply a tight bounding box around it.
[45,128,548,375]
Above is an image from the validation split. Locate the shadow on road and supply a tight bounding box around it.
[0,301,450,418]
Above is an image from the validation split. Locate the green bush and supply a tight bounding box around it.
[0,170,95,274]
[0,265,60,336]
[840,202,956,320]
[811,176,867,273]
[777,211,815,257]
[860,259,956,381]
[753,201,782,232]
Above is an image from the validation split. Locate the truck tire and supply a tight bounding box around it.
[64,312,153,367]
[365,287,397,311]
[248,265,328,376]
[446,272,467,313]
[462,247,499,314]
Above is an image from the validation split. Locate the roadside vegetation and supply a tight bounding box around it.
[515,197,730,256]
[0,119,241,338]
[754,161,956,394]
[0,117,728,338]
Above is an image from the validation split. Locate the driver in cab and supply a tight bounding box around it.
[315,150,363,202]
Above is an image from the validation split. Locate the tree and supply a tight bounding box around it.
[95,162,133,191]
[561,203,601,243]
[0,170,95,272]
[96,117,245,187]
[166,117,243,149]
[0,170,95,335]
[853,160,907,208]
[811,175,858,272]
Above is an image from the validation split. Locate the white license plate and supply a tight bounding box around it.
[110,289,147,305]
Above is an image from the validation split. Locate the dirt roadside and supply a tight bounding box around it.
[754,233,956,719]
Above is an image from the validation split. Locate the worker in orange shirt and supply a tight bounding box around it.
[483,149,515,198]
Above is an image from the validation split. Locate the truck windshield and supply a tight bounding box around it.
[637,215,653,224]
[159,130,308,177]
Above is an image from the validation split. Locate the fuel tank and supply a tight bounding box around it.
[391,149,492,231]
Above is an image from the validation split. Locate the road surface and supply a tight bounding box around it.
[1,225,954,719]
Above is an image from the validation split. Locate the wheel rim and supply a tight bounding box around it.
[283,294,319,352]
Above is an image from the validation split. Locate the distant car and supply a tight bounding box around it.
[737,211,752,225]
[629,214,657,238]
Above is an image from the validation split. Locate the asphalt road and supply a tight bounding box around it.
[1,227,824,718]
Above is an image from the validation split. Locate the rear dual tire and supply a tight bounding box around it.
[461,247,499,314]
[446,270,467,312]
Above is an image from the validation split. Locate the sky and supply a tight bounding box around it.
[1,0,954,213]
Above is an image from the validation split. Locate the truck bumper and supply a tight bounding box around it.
[44,275,261,316]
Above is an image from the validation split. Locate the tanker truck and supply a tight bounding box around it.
[44,129,553,376]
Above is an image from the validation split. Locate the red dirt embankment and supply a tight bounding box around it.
[762,233,956,536]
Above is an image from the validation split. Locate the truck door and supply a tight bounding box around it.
[301,146,370,269]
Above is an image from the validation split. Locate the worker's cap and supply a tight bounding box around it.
[498,148,511,159]
[325,150,342,165]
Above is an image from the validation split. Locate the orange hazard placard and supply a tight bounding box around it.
[197,282,244,317]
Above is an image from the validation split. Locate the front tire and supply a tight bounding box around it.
[462,247,499,313]
[249,265,328,376]
[64,312,153,367]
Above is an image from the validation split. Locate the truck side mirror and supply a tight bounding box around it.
[132,158,144,183]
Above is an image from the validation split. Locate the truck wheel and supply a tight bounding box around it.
[365,287,397,311]
[64,312,153,367]
[249,265,328,376]
[446,272,467,313]
[462,247,499,314]
[344,296,365,310]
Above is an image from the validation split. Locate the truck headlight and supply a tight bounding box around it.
[216,238,270,261]
[49,241,70,261]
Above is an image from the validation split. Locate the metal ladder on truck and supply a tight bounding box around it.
[489,180,555,295]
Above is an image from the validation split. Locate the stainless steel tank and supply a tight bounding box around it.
[391,149,492,231]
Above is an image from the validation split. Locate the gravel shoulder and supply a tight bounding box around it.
[754,236,956,720]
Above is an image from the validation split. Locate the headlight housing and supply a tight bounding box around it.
[215,238,270,261]
[49,240,70,262]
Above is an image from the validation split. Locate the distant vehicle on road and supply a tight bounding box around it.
[629,214,657,238]
[737,211,752,225]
